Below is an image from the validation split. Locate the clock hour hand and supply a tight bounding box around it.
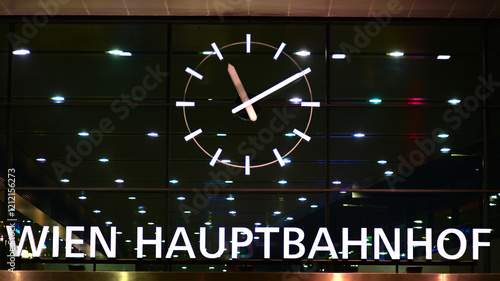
[227,63,257,121]
[232,67,311,115]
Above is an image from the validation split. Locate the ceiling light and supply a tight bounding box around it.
[332,181,342,185]
[332,53,346,59]
[78,132,89,136]
[254,222,261,226]
[116,231,122,235]
[389,51,404,57]
[377,160,387,165]
[441,148,451,153]
[177,196,185,201]
[414,220,423,224]
[437,55,450,60]
[414,226,423,229]
[13,49,30,55]
[369,98,382,104]
[78,195,86,200]
[51,96,65,103]
[438,133,449,138]
[107,50,132,56]
[107,50,123,55]
[138,210,146,214]
[169,179,179,184]
[447,216,452,220]
[98,158,109,162]
[148,222,154,225]
[221,159,231,163]
[310,204,318,208]
[298,197,307,201]
[61,179,70,183]
[229,210,236,215]
[105,221,112,225]
[278,180,287,184]
[182,266,187,270]
[353,133,365,138]
[93,210,101,214]
[36,158,46,163]
[115,179,124,183]
[340,190,347,194]
[283,158,291,164]
[205,222,212,225]
[274,211,281,215]
[225,180,233,184]
[217,133,227,137]
[285,133,296,137]
[147,132,159,137]
[448,99,461,105]
[286,217,293,221]
[184,210,191,214]
[294,50,311,56]
[202,51,215,55]
[128,196,136,200]
[289,98,303,104]
[384,170,394,176]
[226,196,235,201]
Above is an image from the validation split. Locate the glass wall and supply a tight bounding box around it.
[0,18,499,273]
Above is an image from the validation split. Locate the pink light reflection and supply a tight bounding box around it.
[407,98,425,105]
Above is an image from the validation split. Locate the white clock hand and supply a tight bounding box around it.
[227,63,257,121]
[231,67,311,115]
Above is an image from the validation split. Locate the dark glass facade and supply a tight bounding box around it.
[1,18,500,274]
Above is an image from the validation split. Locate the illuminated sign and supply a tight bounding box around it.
[7,226,491,260]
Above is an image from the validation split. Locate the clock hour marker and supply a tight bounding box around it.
[176,101,195,107]
[273,148,286,167]
[210,148,223,166]
[185,67,203,80]
[184,128,202,142]
[273,42,286,60]
[245,155,250,175]
[301,101,320,107]
[292,129,311,142]
[211,42,224,60]
[246,34,251,53]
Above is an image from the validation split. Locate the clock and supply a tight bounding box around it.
[178,34,319,175]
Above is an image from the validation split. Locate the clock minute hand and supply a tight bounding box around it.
[231,67,311,115]
[227,63,257,121]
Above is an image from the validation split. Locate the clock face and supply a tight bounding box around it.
[179,34,319,175]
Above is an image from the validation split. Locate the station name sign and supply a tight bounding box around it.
[7,226,491,260]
